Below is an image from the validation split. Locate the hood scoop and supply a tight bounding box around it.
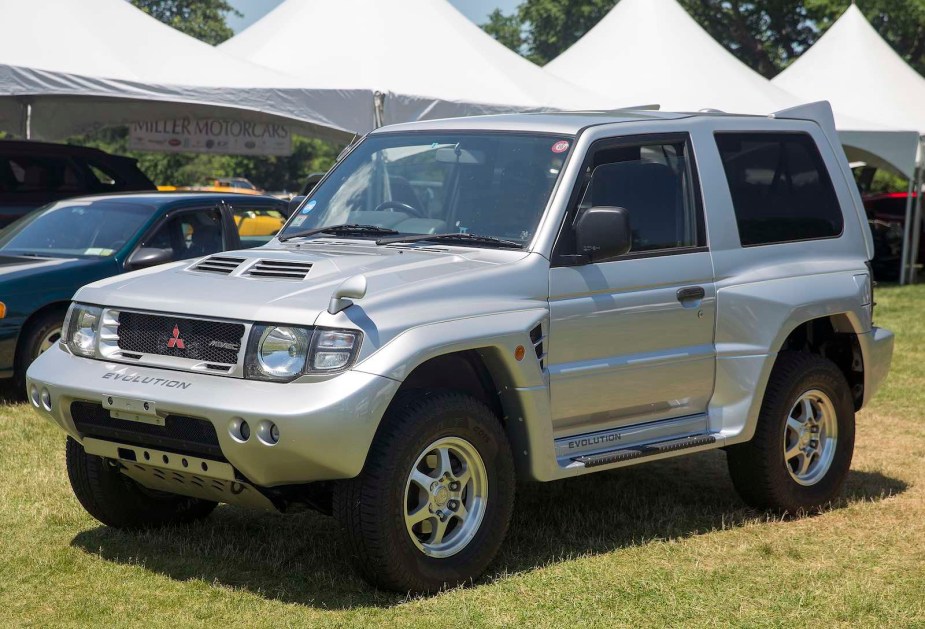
[245,259,313,280]
[191,255,246,275]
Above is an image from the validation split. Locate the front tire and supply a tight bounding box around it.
[727,352,856,513]
[333,391,515,593]
[13,308,66,395]
[66,438,217,529]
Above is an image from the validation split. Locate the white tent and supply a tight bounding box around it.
[545,0,801,114]
[546,0,922,282]
[0,0,378,143]
[774,5,925,134]
[544,0,917,175]
[774,5,925,283]
[218,0,614,123]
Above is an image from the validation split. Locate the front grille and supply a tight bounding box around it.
[71,401,224,460]
[117,312,244,365]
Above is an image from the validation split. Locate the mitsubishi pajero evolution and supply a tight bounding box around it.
[27,102,894,593]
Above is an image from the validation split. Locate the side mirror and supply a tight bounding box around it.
[575,206,632,263]
[125,247,174,271]
[287,195,306,216]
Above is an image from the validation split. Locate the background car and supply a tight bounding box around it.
[0,192,288,391]
[180,177,264,195]
[0,141,156,228]
[859,191,924,281]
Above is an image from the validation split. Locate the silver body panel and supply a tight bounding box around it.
[28,105,894,492]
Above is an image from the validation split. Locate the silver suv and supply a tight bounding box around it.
[27,102,894,593]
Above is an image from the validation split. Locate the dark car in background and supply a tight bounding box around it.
[862,191,924,281]
[0,141,156,228]
[0,192,288,390]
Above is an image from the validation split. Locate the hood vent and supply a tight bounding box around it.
[245,259,313,280]
[191,255,246,275]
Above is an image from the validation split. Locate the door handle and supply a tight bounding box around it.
[677,286,705,302]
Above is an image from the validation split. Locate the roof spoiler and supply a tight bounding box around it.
[772,101,875,260]
[604,104,661,112]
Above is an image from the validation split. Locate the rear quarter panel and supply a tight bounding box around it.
[688,119,872,444]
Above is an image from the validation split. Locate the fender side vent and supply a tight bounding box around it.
[191,256,246,275]
[529,324,545,369]
[245,259,313,280]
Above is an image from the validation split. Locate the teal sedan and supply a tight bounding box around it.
[0,192,288,392]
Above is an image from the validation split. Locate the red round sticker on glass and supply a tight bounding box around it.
[551,140,570,153]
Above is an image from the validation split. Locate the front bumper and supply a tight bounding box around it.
[26,345,400,486]
[859,326,894,407]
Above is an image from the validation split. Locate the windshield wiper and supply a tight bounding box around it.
[279,224,399,242]
[376,233,523,249]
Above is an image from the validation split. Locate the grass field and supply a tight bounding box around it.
[1,286,924,627]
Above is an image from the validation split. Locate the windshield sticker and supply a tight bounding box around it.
[301,199,317,214]
[291,215,307,227]
[84,248,112,256]
[552,140,570,154]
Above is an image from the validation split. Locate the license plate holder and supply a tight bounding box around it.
[102,395,164,426]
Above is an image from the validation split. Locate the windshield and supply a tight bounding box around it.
[0,201,152,257]
[280,132,572,246]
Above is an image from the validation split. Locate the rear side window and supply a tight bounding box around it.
[715,133,843,246]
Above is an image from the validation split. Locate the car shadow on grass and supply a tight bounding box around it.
[70,450,907,609]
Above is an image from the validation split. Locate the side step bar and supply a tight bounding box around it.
[573,434,717,468]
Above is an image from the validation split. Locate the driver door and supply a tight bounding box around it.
[547,134,717,438]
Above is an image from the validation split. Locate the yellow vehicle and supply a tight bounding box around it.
[234,208,286,237]
[178,177,264,196]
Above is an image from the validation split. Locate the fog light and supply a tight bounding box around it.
[40,388,52,411]
[230,417,251,442]
[257,420,280,445]
[30,385,40,407]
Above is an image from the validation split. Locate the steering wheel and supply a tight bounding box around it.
[371,200,425,218]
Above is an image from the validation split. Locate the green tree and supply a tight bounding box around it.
[679,1,816,78]
[482,0,925,79]
[131,0,240,45]
[681,0,925,78]
[519,0,618,65]
[482,8,526,53]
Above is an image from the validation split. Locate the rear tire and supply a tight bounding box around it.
[727,352,855,513]
[66,437,217,529]
[333,390,515,593]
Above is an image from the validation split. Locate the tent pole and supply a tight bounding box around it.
[911,165,924,283]
[373,91,385,129]
[21,101,32,140]
[900,170,915,285]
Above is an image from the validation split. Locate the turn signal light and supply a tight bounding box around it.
[0,302,5,319]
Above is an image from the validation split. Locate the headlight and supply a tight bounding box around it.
[244,325,362,381]
[63,303,102,357]
[246,325,311,382]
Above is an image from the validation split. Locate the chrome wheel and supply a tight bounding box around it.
[36,327,62,357]
[403,436,488,558]
[784,389,838,486]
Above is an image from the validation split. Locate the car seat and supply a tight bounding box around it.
[589,161,683,252]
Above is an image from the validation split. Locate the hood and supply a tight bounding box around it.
[0,254,114,295]
[75,242,550,332]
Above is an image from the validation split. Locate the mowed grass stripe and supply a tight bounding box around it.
[0,285,923,627]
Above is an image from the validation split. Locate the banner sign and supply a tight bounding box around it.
[128,118,293,156]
